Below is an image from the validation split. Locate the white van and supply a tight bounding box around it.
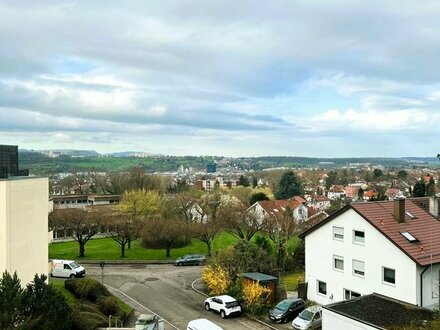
[50,259,85,278]
[187,319,223,330]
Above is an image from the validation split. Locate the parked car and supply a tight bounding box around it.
[269,297,305,323]
[174,254,206,266]
[49,259,85,278]
[292,305,322,330]
[187,318,224,330]
[204,295,242,318]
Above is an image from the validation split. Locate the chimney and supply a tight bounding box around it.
[429,194,440,217]
[394,197,406,223]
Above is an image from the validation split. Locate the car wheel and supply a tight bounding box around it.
[220,310,226,319]
[69,274,75,279]
[49,272,53,277]
[205,303,210,311]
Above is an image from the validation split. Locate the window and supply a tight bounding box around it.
[383,267,396,285]
[333,255,344,271]
[353,259,365,277]
[344,289,361,300]
[317,280,327,295]
[353,230,365,244]
[333,226,344,240]
[400,232,418,243]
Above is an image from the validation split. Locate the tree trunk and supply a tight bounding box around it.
[206,241,212,257]
[128,239,131,249]
[166,244,171,258]
[121,243,126,258]
[79,243,85,257]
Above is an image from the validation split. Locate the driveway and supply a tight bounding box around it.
[86,264,285,330]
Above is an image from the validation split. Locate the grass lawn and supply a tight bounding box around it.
[280,271,305,291]
[50,279,77,305]
[49,232,239,260]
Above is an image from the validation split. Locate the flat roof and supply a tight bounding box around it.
[323,293,433,329]
[242,272,277,282]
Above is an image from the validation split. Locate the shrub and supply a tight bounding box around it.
[97,296,119,316]
[242,281,271,316]
[71,308,107,330]
[65,278,110,302]
[202,265,232,296]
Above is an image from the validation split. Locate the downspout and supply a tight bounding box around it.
[420,265,430,307]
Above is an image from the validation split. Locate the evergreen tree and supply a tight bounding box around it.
[249,192,269,205]
[426,177,436,196]
[275,171,304,199]
[0,271,24,329]
[238,175,250,187]
[325,171,337,190]
[413,179,426,197]
[252,177,258,188]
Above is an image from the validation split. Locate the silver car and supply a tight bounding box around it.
[292,305,322,329]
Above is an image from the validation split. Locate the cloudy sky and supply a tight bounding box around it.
[1,1,439,157]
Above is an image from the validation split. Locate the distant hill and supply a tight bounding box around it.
[17,149,440,175]
[38,149,101,157]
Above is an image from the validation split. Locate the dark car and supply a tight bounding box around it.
[269,298,305,323]
[174,254,206,266]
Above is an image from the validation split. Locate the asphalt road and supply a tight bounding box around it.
[85,264,290,330]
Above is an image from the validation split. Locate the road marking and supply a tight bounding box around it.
[104,283,182,330]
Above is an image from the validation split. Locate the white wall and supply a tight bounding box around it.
[0,177,49,285]
[305,208,418,305]
[322,309,377,330]
[418,263,440,308]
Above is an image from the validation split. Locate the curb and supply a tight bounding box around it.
[190,277,279,330]
[76,260,175,265]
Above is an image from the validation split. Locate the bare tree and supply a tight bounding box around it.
[142,198,185,257]
[223,203,262,241]
[49,208,102,257]
[105,212,143,258]
[264,206,298,270]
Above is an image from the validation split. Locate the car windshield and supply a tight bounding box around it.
[69,262,79,269]
[298,309,314,321]
[275,300,291,311]
[225,301,239,308]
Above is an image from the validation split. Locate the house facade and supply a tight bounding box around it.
[248,198,309,224]
[301,196,440,309]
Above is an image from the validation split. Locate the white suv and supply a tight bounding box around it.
[204,295,242,318]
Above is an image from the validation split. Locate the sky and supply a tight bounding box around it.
[1,0,440,157]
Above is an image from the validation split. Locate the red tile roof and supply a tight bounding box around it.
[257,199,302,215]
[301,200,440,266]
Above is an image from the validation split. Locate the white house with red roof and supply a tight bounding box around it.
[300,196,440,309]
[248,198,309,224]
[327,185,346,200]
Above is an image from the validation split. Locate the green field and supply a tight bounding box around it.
[49,232,238,260]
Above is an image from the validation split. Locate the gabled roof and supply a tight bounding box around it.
[300,199,440,266]
[256,199,302,215]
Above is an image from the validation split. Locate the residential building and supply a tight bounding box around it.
[301,196,440,308]
[327,185,345,200]
[248,198,309,224]
[385,188,404,201]
[0,145,49,285]
[310,195,331,210]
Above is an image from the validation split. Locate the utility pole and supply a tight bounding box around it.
[100,261,105,284]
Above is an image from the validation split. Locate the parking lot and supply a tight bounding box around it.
[85,263,292,330]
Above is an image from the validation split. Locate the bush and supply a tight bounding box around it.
[242,281,271,316]
[141,236,188,249]
[202,265,232,296]
[71,308,107,330]
[98,296,119,316]
[65,278,110,302]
